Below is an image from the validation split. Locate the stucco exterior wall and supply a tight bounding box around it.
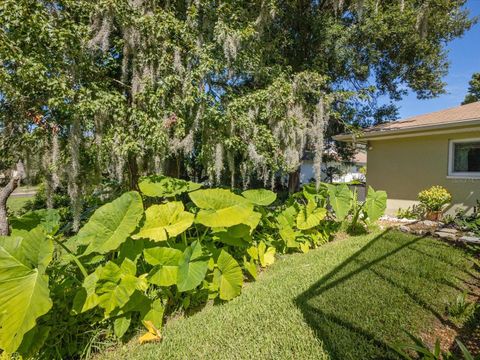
[367,130,480,215]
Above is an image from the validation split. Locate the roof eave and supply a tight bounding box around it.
[333,118,480,143]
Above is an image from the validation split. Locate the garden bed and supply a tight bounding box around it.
[379,216,480,245]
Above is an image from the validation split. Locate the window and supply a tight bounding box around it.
[448,138,480,177]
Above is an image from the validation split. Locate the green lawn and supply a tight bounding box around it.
[7,195,33,215]
[99,230,477,360]
[6,185,37,214]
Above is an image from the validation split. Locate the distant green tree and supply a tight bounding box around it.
[462,73,480,104]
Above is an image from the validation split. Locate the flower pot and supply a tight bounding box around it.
[425,211,442,221]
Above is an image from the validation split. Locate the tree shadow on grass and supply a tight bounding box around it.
[294,229,466,360]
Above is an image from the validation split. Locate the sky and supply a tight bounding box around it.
[390,0,480,119]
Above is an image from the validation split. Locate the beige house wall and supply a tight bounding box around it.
[367,129,480,215]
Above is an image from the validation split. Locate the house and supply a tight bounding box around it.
[334,101,480,215]
[300,149,367,185]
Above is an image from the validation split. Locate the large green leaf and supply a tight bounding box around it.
[0,229,53,353]
[4,227,52,271]
[276,206,297,229]
[302,183,327,203]
[132,202,193,242]
[258,241,276,267]
[142,299,164,328]
[189,188,251,209]
[75,192,144,256]
[364,186,387,222]
[72,269,100,314]
[176,241,208,292]
[144,247,183,286]
[75,259,147,317]
[139,175,201,198]
[96,259,147,316]
[114,315,131,338]
[279,226,301,248]
[211,224,252,247]
[195,206,254,228]
[244,211,262,233]
[326,184,353,221]
[296,201,327,230]
[243,256,257,280]
[118,238,145,263]
[189,189,254,228]
[276,206,300,247]
[10,209,60,235]
[17,325,50,358]
[214,250,243,300]
[114,291,151,317]
[241,189,277,206]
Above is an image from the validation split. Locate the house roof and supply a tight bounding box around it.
[321,147,366,163]
[334,101,480,142]
[353,151,367,164]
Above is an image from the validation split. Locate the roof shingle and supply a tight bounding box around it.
[365,101,480,133]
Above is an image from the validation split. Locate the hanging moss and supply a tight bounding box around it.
[88,13,113,52]
[416,2,430,39]
[51,131,60,190]
[240,162,250,190]
[312,98,326,189]
[214,143,224,184]
[333,0,345,15]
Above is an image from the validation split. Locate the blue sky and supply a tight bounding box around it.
[391,0,480,119]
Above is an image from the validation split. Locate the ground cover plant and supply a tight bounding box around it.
[0,177,386,358]
[451,202,480,237]
[96,230,478,360]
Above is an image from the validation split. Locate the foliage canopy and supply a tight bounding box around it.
[0,1,474,218]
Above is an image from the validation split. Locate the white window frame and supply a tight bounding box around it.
[448,138,480,178]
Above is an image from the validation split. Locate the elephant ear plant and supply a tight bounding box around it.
[138,175,202,198]
[0,176,387,358]
[273,186,335,253]
[327,184,387,234]
[0,226,54,353]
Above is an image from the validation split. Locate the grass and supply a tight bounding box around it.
[7,195,33,215]
[6,185,37,215]
[99,230,477,360]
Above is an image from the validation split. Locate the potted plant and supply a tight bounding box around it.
[417,186,452,221]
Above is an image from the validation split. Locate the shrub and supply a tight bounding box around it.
[417,186,452,212]
[324,183,387,234]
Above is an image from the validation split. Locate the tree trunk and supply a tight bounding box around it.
[164,156,184,179]
[288,169,300,193]
[0,162,25,236]
[127,153,139,191]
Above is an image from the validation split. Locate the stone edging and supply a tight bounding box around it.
[379,216,480,245]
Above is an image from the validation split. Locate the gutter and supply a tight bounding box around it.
[333,118,480,142]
